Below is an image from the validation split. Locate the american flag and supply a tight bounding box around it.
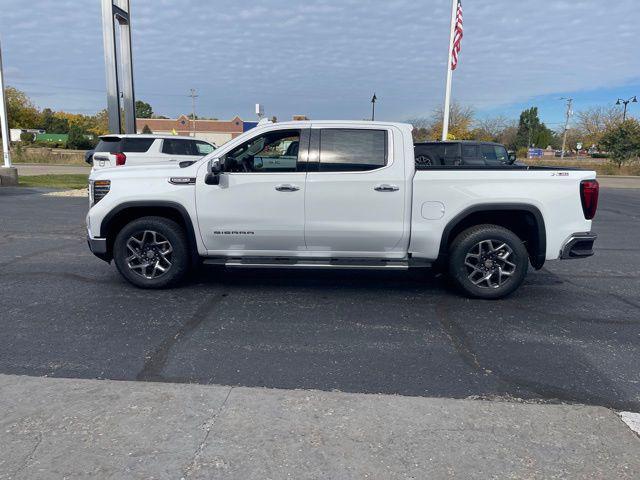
[451,0,463,71]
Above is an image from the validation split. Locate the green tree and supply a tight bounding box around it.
[515,107,555,149]
[599,119,640,168]
[39,108,70,134]
[135,100,153,118]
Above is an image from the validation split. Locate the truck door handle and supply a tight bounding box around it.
[275,184,300,192]
[374,184,399,192]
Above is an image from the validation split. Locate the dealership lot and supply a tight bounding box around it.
[0,185,638,411]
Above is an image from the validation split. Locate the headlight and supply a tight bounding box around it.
[90,180,111,206]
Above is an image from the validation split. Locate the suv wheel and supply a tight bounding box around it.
[113,216,190,288]
[448,224,528,299]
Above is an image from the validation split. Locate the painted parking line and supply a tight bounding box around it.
[618,411,640,436]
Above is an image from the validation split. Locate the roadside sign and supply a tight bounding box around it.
[577,142,583,150]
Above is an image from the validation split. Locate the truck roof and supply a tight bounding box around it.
[252,120,414,129]
[415,140,504,146]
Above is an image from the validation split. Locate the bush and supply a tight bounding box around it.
[600,119,640,168]
[20,132,35,143]
[590,153,609,158]
[516,147,528,159]
[67,125,96,150]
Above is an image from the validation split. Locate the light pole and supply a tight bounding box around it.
[0,37,11,168]
[560,97,573,160]
[616,96,637,121]
[371,93,377,121]
[189,88,198,137]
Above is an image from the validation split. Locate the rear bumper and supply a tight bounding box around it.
[87,236,111,263]
[560,232,597,259]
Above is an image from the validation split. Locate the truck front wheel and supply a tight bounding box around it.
[113,216,190,289]
[448,224,528,299]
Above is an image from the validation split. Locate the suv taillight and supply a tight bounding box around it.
[115,152,127,166]
[580,179,599,220]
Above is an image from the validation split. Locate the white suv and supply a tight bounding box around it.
[88,134,216,171]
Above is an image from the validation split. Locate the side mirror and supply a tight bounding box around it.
[508,153,517,164]
[205,159,222,185]
[210,159,222,173]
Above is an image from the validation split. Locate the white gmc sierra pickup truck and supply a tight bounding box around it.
[86,121,599,299]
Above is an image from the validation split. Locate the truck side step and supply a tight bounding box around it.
[203,257,411,270]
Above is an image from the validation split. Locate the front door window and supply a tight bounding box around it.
[224,130,302,173]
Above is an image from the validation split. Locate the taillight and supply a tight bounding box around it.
[580,179,599,220]
[115,152,126,166]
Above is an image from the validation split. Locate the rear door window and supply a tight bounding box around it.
[443,144,461,165]
[462,144,478,161]
[480,145,509,164]
[162,139,195,156]
[318,129,387,172]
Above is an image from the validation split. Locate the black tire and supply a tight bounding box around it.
[448,224,528,299]
[113,216,190,289]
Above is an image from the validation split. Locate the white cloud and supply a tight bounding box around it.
[0,0,637,120]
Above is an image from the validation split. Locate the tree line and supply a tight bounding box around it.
[0,87,158,149]
[2,86,639,166]
[407,102,640,166]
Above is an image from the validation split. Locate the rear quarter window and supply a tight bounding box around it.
[95,138,122,153]
[123,138,155,153]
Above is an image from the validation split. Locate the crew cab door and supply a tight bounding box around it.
[195,128,309,255]
[304,126,408,256]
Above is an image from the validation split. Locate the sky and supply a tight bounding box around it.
[1,0,639,129]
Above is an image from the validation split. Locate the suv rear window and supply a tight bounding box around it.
[95,137,154,153]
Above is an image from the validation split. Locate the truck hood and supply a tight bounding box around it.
[89,162,202,181]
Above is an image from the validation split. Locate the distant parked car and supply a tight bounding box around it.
[88,134,216,171]
[414,141,516,167]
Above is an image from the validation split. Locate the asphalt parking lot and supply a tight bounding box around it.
[0,186,639,412]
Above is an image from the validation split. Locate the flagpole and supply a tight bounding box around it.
[441,0,457,141]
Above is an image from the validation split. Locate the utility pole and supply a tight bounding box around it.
[371,93,377,121]
[189,88,198,137]
[0,38,11,168]
[616,96,637,121]
[560,97,573,160]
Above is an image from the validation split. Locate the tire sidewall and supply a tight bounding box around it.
[113,217,189,288]
[449,226,528,299]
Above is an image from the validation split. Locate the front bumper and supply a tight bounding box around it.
[560,232,597,259]
[87,236,111,263]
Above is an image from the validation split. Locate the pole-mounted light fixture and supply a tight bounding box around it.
[616,96,637,121]
[371,93,377,121]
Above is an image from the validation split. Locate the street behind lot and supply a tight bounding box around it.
[0,186,639,411]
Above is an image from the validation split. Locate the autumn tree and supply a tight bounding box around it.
[429,102,475,140]
[5,86,40,128]
[575,106,623,148]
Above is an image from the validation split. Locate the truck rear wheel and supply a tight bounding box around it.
[448,224,528,299]
[113,216,190,289]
